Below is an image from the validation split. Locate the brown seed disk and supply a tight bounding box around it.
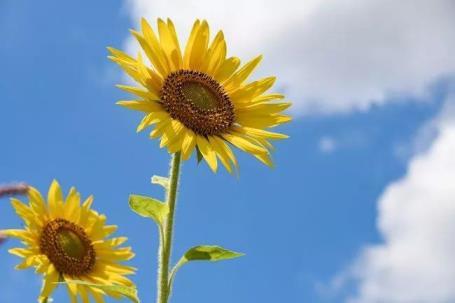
[40,218,96,276]
[160,70,235,136]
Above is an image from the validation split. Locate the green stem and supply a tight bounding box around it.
[157,152,182,303]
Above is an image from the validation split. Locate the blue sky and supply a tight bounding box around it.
[1,1,455,303]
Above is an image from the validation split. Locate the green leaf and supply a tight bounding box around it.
[151,175,169,190]
[128,194,168,225]
[62,281,140,303]
[169,245,244,292]
[183,245,245,262]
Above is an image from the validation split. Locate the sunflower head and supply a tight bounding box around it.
[2,180,136,302]
[109,18,291,173]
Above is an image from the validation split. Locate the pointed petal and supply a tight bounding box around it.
[196,135,218,172]
[215,57,241,83]
[224,55,263,91]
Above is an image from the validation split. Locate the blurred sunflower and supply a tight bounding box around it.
[109,18,291,173]
[2,180,135,303]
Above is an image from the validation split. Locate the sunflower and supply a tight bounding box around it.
[2,180,135,303]
[109,18,291,173]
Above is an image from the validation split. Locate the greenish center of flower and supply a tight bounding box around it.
[40,218,96,276]
[57,229,86,259]
[160,70,235,136]
[181,81,219,110]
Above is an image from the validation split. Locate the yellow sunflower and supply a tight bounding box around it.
[109,18,291,173]
[2,180,135,303]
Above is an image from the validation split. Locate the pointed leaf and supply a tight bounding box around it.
[183,245,244,262]
[169,245,244,290]
[151,175,170,190]
[128,194,168,225]
[63,281,140,303]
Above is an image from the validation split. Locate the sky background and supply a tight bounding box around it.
[1,1,455,302]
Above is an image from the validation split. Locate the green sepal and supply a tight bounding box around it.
[61,281,140,303]
[128,194,169,226]
[196,146,204,164]
[151,175,170,190]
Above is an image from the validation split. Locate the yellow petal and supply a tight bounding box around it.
[64,277,78,303]
[63,187,81,221]
[97,247,135,261]
[102,225,118,238]
[208,136,232,173]
[107,47,136,64]
[253,93,286,103]
[2,229,37,244]
[229,77,276,103]
[236,113,292,128]
[188,20,210,70]
[16,255,42,270]
[253,151,274,167]
[140,19,171,75]
[9,247,34,258]
[215,57,240,83]
[196,135,218,172]
[157,18,183,70]
[27,186,47,218]
[132,27,168,77]
[10,199,34,223]
[222,133,268,155]
[166,128,187,153]
[116,84,159,100]
[181,129,197,161]
[116,100,162,112]
[149,118,171,138]
[213,136,239,170]
[136,52,163,95]
[90,287,106,303]
[48,179,63,216]
[39,265,59,301]
[201,31,226,74]
[183,20,201,68]
[160,120,184,148]
[137,112,168,133]
[223,55,263,91]
[235,102,291,114]
[80,285,90,303]
[235,126,289,140]
[99,237,128,248]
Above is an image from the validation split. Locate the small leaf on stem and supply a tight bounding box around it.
[169,245,244,290]
[183,245,244,262]
[128,194,168,225]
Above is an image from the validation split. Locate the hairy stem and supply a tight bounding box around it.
[157,152,182,303]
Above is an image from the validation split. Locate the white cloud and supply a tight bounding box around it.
[335,94,455,303]
[123,0,455,114]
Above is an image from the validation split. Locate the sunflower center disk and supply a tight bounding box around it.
[40,218,96,276]
[181,82,219,110]
[160,70,235,136]
[57,229,86,259]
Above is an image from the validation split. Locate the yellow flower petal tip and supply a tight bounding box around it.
[6,181,136,302]
[109,18,291,173]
